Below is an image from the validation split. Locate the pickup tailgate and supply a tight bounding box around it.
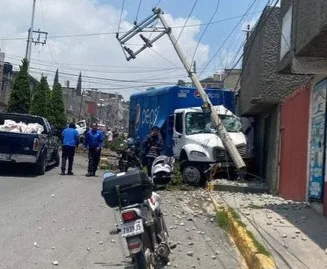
[0,132,39,162]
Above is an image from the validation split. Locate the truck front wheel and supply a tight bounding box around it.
[181,162,202,186]
[35,153,46,175]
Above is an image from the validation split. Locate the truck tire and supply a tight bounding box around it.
[35,153,46,175]
[181,162,202,186]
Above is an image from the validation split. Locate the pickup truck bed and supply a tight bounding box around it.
[0,112,60,175]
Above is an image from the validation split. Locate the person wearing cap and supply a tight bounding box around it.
[61,122,79,175]
[143,126,164,177]
[84,122,105,177]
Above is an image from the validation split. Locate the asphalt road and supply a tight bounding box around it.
[0,158,245,269]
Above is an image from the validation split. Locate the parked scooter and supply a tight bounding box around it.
[151,156,175,188]
[101,169,175,269]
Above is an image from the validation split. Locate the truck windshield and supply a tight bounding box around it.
[185,112,242,135]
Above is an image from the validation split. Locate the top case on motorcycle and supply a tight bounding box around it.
[101,169,153,208]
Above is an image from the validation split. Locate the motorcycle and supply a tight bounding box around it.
[101,168,175,269]
[118,139,142,172]
[151,156,175,188]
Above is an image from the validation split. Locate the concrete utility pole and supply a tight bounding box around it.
[116,8,246,170]
[25,0,48,72]
[25,0,37,67]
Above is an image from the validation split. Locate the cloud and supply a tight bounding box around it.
[0,0,210,99]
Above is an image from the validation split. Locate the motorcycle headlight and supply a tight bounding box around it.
[190,151,206,158]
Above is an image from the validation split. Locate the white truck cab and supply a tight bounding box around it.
[173,105,247,184]
[75,120,87,136]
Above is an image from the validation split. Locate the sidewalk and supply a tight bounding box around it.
[210,190,327,269]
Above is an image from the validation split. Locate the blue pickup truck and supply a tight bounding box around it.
[0,112,60,175]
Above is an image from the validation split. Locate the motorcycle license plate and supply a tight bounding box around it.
[121,219,144,238]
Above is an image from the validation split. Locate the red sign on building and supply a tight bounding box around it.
[86,101,97,115]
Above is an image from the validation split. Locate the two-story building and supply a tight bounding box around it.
[278,0,327,215]
[237,6,307,194]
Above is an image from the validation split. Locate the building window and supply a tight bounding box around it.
[280,5,293,60]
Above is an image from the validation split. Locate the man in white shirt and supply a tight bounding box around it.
[107,128,113,142]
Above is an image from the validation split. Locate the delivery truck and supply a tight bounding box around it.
[129,86,246,184]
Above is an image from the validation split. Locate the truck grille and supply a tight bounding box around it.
[214,144,246,161]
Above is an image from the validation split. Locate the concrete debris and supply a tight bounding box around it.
[33,242,39,248]
[211,255,216,260]
[51,194,55,198]
[52,261,59,266]
[187,251,194,257]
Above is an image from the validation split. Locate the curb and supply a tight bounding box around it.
[207,183,277,269]
[207,180,269,194]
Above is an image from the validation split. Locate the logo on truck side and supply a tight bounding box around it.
[141,106,160,127]
[135,104,141,131]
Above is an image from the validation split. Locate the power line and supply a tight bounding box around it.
[154,0,162,8]
[39,0,59,65]
[135,0,143,24]
[233,0,281,92]
[149,47,182,69]
[191,0,220,65]
[175,0,199,45]
[17,65,183,84]
[0,11,263,41]
[199,0,260,78]
[117,0,126,33]
[6,55,181,74]
[5,52,182,70]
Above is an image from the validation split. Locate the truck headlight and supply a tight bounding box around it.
[190,151,206,158]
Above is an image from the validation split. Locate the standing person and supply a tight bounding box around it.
[84,122,105,177]
[61,122,79,175]
[107,128,113,143]
[143,126,164,177]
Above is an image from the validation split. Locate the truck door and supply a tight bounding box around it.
[173,112,184,159]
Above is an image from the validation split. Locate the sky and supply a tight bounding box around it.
[0,0,273,100]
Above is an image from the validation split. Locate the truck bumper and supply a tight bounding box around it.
[0,153,37,164]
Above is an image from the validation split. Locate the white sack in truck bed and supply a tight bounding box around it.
[0,120,44,134]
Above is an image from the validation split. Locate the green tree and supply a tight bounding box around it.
[7,58,31,114]
[50,69,67,129]
[30,75,50,118]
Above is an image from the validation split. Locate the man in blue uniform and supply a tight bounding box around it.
[84,122,105,177]
[61,122,79,175]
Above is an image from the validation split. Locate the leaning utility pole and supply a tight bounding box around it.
[116,8,246,170]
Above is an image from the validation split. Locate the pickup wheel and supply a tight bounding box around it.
[181,162,202,186]
[35,153,46,175]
